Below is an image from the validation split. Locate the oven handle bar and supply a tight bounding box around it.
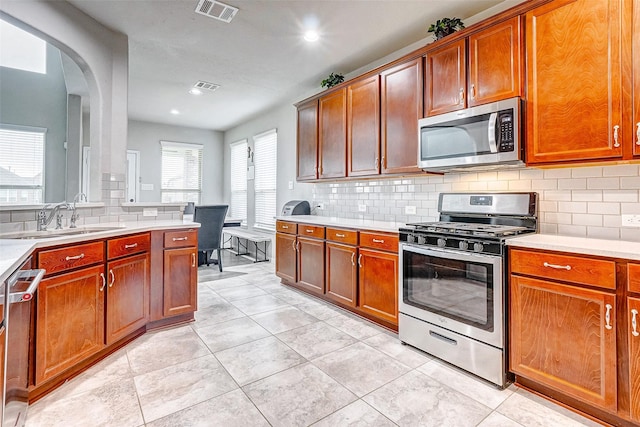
[7,268,46,304]
[429,330,458,345]
[400,243,501,262]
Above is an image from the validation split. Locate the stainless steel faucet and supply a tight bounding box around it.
[69,193,88,228]
[37,202,70,231]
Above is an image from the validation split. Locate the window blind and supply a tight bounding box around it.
[230,139,247,222]
[0,125,46,203]
[253,129,277,230]
[160,141,203,203]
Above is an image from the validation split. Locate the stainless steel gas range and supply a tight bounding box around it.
[398,192,538,388]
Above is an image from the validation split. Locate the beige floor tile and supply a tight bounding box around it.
[311,400,396,427]
[193,316,270,352]
[276,321,356,359]
[250,306,319,334]
[364,333,432,369]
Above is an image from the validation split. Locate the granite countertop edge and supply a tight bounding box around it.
[506,233,640,261]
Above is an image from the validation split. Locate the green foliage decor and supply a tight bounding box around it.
[428,17,465,40]
[321,73,345,89]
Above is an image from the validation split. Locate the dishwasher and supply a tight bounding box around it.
[1,259,44,427]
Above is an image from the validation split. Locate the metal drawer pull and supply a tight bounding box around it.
[470,84,475,99]
[459,88,464,105]
[281,225,289,229]
[99,273,106,292]
[192,253,196,267]
[296,241,300,251]
[429,330,458,345]
[351,252,356,266]
[306,229,314,233]
[613,125,620,148]
[632,309,639,337]
[636,122,640,146]
[605,304,613,330]
[173,237,188,241]
[65,253,85,261]
[124,243,138,249]
[372,239,385,244]
[358,254,363,268]
[543,262,571,271]
[291,240,297,252]
[109,269,115,288]
[336,233,346,238]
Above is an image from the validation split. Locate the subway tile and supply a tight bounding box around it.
[621,176,640,189]
[508,180,531,190]
[459,173,478,182]
[10,210,38,222]
[621,203,640,214]
[587,227,620,240]
[603,164,639,176]
[603,215,622,227]
[557,224,587,237]
[544,212,572,224]
[557,179,586,190]
[557,201,587,213]
[519,168,544,180]
[531,179,557,190]
[603,190,638,202]
[571,190,602,202]
[497,170,520,181]
[486,180,509,191]
[586,177,619,190]
[539,223,558,234]
[620,228,640,241]
[544,168,572,179]
[435,183,452,192]
[571,166,603,178]
[451,182,470,191]
[543,190,573,201]
[571,214,602,227]
[587,202,620,215]
[469,181,488,191]
[539,201,557,212]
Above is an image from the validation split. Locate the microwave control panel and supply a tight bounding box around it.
[497,110,514,152]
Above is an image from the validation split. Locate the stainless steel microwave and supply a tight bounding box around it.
[418,97,523,172]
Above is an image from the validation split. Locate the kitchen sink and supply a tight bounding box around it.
[0,226,126,240]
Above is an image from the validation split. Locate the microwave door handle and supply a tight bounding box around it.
[488,112,498,153]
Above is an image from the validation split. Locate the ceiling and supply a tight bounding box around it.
[65,0,518,131]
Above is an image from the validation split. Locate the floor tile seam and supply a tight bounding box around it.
[131,352,218,384]
[236,358,310,389]
[309,399,400,427]
[506,387,596,426]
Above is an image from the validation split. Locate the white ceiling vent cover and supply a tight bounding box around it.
[194,81,221,92]
[195,0,238,23]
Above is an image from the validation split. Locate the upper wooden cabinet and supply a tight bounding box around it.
[634,0,640,157]
[424,17,521,116]
[348,75,380,177]
[381,58,423,174]
[525,0,626,164]
[296,100,318,181]
[318,88,347,179]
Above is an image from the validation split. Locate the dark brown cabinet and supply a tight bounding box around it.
[629,296,640,422]
[318,88,347,179]
[296,100,318,181]
[163,247,197,318]
[424,39,466,116]
[634,0,640,158]
[275,231,297,283]
[347,75,380,177]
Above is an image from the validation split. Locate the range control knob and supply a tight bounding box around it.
[437,238,447,248]
[473,242,484,253]
[407,234,416,243]
[418,235,427,245]
[458,241,469,251]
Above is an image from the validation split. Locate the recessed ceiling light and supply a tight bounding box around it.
[189,88,203,95]
[304,30,319,42]
[170,109,180,115]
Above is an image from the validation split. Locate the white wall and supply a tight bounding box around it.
[128,120,225,204]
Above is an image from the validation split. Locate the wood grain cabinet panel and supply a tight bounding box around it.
[348,75,380,177]
[275,232,297,283]
[634,0,640,157]
[359,231,399,252]
[35,265,105,385]
[326,228,358,245]
[163,247,197,317]
[630,263,640,293]
[325,242,358,307]
[380,58,423,174]
[424,39,466,116]
[525,0,624,164]
[318,88,347,179]
[107,233,150,259]
[297,236,325,296]
[38,241,104,276]
[629,296,640,422]
[106,252,150,345]
[358,248,398,325]
[297,100,319,181]
[510,275,617,412]
[297,224,325,239]
[276,220,297,235]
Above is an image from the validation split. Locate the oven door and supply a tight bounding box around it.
[399,243,504,348]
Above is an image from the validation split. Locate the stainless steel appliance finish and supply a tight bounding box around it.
[398,192,537,387]
[418,97,522,172]
[2,263,44,427]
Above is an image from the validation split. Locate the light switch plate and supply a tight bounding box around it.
[288,180,294,190]
[143,208,158,217]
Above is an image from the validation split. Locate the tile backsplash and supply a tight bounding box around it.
[311,164,640,241]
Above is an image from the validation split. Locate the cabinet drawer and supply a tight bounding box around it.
[164,230,198,248]
[359,231,398,252]
[107,233,150,259]
[326,228,358,245]
[276,220,297,234]
[510,249,616,290]
[38,241,104,275]
[298,224,325,239]
[629,263,640,293]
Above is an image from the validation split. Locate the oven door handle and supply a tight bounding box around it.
[401,243,499,262]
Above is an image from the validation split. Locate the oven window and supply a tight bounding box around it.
[402,250,494,331]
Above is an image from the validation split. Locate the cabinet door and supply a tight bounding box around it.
[381,58,423,174]
[634,0,640,157]
[297,236,325,296]
[297,100,318,181]
[630,297,640,422]
[325,242,357,307]
[525,0,624,164]
[424,39,466,116]
[36,265,105,385]
[275,232,297,283]
[468,17,521,106]
[163,247,197,317]
[510,275,617,411]
[106,252,150,345]
[318,88,347,179]
[358,248,398,325]
[348,75,380,177]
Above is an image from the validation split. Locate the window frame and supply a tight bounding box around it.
[229,139,248,225]
[160,140,203,204]
[252,128,277,231]
[0,124,46,204]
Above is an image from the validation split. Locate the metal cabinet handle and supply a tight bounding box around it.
[613,125,620,148]
[336,233,346,238]
[381,156,385,169]
[291,240,297,252]
[358,254,363,268]
[192,253,196,267]
[632,309,639,337]
[124,243,138,249]
[65,253,85,261]
[281,225,289,229]
[470,84,475,99]
[636,122,640,146]
[109,269,115,288]
[296,241,300,251]
[372,238,385,244]
[306,229,314,233]
[173,237,188,241]
[351,252,356,266]
[543,262,571,271]
[459,88,465,105]
[99,273,106,292]
[605,304,613,330]
[374,157,379,169]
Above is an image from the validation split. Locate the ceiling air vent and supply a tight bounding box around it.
[195,0,238,23]
[193,81,221,92]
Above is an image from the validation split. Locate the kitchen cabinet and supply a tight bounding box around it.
[296,100,318,181]
[275,232,297,283]
[347,75,380,177]
[296,225,326,296]
[380,58,423,174]
[629,296,640,422]
[163,230,198,317]
[424,17,521,116]
[524,0,626,164]
[634,0,640,157]
[318,88,347,179]
[325,228,358,307]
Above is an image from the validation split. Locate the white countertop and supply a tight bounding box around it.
[0,220,199,282]
[275,215,402,233]
[506,234,640,261]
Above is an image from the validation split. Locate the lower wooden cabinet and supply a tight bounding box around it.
[297,236,325,296]
[629,296,640,422]
[35,265,105,385]
[325,242,357,307]
[358,247,398,325]
[163,246,198,317]
[275,232,297,283]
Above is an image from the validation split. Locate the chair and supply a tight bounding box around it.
[193,204,229,272]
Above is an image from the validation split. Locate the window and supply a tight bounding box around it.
[253,129,277,230]
[160,141,203,203]
[0,19,47,74]
[0,125,46,204]
[230,139,247,223]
